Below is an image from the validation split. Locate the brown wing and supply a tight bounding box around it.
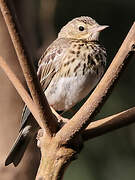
[37,38,69,91]
[21,38,70,129]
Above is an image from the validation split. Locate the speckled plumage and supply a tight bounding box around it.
[37,39,106,110]
[5,16,108,166]
[37,16,107,111]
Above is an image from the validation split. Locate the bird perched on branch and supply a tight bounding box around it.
[5,16,108,166]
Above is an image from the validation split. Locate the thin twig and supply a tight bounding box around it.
[56,22,135,144]
[0,0,58,135]
[0,56,42,127]
[82,107,135,141]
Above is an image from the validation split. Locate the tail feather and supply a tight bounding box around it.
[5,107,39,166]
[5,129,31,166]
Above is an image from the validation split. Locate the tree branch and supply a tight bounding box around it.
[1,54,135,143]
[1,1,135,178]
[0,56,43,128]
[82,107,135,141]
[56,22,135,145]
[0,0,58,135]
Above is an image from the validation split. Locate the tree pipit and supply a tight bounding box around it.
[5,16,108,166]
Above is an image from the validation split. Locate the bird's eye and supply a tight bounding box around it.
[79,26,85,31]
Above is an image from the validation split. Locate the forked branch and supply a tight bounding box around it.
[1,56,135,144]
[0,0,135,179]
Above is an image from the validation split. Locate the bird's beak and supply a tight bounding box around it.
[91,25,109,33]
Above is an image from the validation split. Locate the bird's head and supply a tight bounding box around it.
[58,16,108,41]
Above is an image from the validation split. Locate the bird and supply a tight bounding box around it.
[5,16,108,166]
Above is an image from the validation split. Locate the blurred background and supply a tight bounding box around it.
[0,0,135,179]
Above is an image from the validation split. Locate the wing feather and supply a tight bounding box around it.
[21,38,70,128]
[37,39,69,91]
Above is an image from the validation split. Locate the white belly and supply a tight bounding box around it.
[45,72,100,111]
